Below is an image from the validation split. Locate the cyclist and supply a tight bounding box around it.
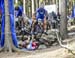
[31,2,48,35]
[15,5,23,30]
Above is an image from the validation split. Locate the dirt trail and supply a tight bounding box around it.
[0,47,75,58]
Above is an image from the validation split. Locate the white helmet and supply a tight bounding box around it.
[39,2,44,8]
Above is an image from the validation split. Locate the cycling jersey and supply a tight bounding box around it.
[36,8,47,22]
[15,5,23,17]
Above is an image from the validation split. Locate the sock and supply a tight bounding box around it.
[44,30,46,32]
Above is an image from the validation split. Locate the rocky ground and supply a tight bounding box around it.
[0,37,75,58]
[0,25,75,58]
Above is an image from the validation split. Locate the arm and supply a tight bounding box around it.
[32,13,36,22]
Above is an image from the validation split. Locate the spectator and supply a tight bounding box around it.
[51,11,58,29]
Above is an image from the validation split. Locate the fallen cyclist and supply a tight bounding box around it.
[18,38,39,50]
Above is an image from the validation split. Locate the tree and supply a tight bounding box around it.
[4,0,12,52]
[0,0,29,53]
[23,0,26,15]
[59,0,68,39]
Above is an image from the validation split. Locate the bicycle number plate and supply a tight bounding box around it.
[38,18,42,22]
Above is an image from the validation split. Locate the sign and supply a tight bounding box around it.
[44,4,57,14]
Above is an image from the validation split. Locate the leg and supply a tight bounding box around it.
[43,16,47,32]
[31,20,37,33]
[31,20,37,41]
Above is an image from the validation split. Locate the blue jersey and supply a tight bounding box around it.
[36,8,47,20]
[16,6,23,17]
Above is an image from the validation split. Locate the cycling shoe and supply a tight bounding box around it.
[43,32,48,35]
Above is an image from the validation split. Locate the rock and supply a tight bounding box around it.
[38,45,47,49]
